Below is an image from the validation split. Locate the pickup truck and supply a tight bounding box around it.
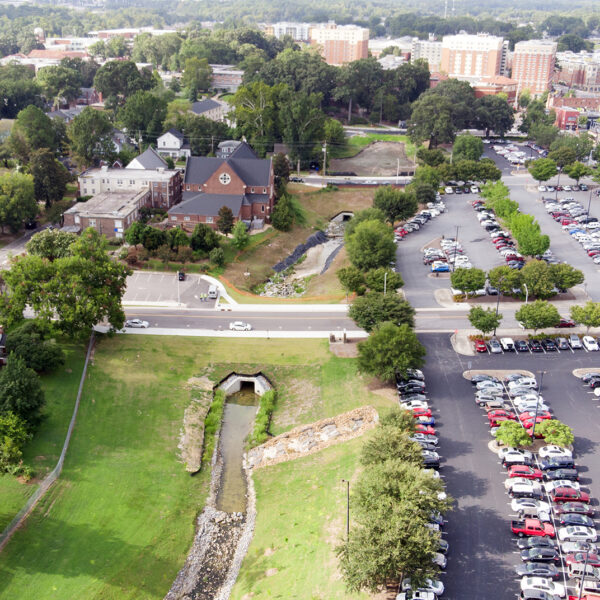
[512,518,556,538]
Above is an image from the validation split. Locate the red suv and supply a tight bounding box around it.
[551,487,590,504]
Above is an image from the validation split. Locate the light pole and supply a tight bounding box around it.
[578,549,591,600]
[341,479,350,543]
[587,189,593,216]
[523,283,529,304]
[452,226,460,272]
[493,277,505,337]
[531,370,546,441]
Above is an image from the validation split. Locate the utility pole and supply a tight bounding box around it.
[297,158,300,178]
[211,135,215,155]
[322,142,327,178]
[396,157,400,186]
[452,226,459,272]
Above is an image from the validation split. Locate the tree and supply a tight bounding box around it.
[182,57,212,101]
[349,292,415,332]
[124,221,148,246]
[530,123,559,148]
[344,208,387,238]
[535,420,574,447]
[450,267,486,296]
[411,165,441,189]
[26,229,76,260]
[0,412,30,474]
[565,161,591,184]
[0,172,37,234]
[380,406,417,432]
[528,158,558,183]
[365,267,403,292]
[0,64,42,119]
[520,260,556,299]
[515,227,550,258]
[216,206,234,235]
[323,118,345,150]
[29,149,70,209]
[475,95,515,138]
[549,263,584,291]
[515,300,560,333]
[118,90,167,143]
[209,246,225,266]
[0,354,45,429]
[452,134,483,162]
[416,147,447,167]
[0,228,131,336]
[357,322,426,383]
[36,65,81,108]
[408,94,455,147]
[338,266,366,295]
[557,33,591,53]
[495,421,532,448]
[93,61,152,107]
[548,146,577,170]
[413,184,436,205]
[468,306,502,336]
[488,265,523,295]
[337,460,449,593]
[67,107,115,167]
[5,321,65,373]
[360,427,421,467]
[190,223,220,252]
[8,105,58,162]
[373,187,418,224]
[141,227,167,251]
[232,221,250,250]
[346,220,396,271]
[571,302,600,333]
[271,195,295,231]
[551,133,594,162]
[165,227,189,251]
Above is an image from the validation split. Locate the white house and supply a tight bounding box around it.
[189,98,230,124]
[156,128,191,159]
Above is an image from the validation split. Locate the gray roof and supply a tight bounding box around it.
[164,128,184,140]
[184,154,271,187]
[190,98,222,115]
[169,192,243,217]
[230,142,258,159]
[127,147,168,170]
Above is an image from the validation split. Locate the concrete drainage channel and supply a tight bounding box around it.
[165,373,271,600]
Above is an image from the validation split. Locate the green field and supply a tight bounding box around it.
[0,342,87,532]
[0,335,390,599]
[334,133,417,160]
[231,437,369,600]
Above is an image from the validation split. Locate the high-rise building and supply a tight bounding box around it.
[411,37,443,71]
[264,22,311,42]
[512,40,557,98]
[440,33,505,79]
[554,51,600,93]
[309,22,369,65]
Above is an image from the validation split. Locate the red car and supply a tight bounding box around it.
[490,416,513,427]
[519,411,552,421]
[411,408,432,418]
[558,319,576,328]
[415,424,435,435]
[522,417,550,429]
[488,410,516,421]
[588,250,600,257]
[508,465,543,480]
[551,488,590,504]
[474,339,487,353]
[565,553,600,567]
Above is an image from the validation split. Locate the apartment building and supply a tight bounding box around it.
[264,22,311,42]
[411,37,443,71]
[555,51,600,93]
[512,39,557,98]
[310,23,369,65]
[440,33,506,79]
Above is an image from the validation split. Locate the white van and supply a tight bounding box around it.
[500,338,515,352]
[207,285,218,299]
[568,562,600,580]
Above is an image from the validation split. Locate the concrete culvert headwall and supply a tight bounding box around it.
[217,372,272,397]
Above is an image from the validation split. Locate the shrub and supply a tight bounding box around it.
[248,389,277,447]
[209,247,225,267]
[201,389,226,468]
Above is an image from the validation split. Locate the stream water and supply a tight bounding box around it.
[216,387,258,514]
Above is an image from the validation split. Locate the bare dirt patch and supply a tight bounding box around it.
[329,340,359,358]
[329,141,414,176]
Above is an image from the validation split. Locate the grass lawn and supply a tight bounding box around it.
[0,336,389,599]
[230,437,369,600]
[0,342,87,532]
[333,133,417,160]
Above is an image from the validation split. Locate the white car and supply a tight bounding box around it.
[499,447,533,461]
[511,498,551,517]
[401,400,429,410]
[470,185,479,193]
[538,185,547,192]
[432,552,447,569]
[583,336,599,351]
[544,480,580,493]
[396,592,436,600]
[520,577,565,598]
[539,445,572,459]
[516,402,550,414]
[229,321,252,331]
[401,578,444,596]
[560,540,598,554]
[412,433,439,445]
[513,393,542,404]
[508,378,538,390]
[444,186,454,194]
[558,526,598,543]
[476,381,504,391]
[505,477,542,492]
[124,319,150,328]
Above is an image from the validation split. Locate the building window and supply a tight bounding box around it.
[114,220,122,228]
[184,216,190,221]
[206,216,213,223]
[171,216,178,221]
[261,205,265,213]
[251,187,255,193]
[89,218,96,227]
[186,185,190,191]
[129,180,134,185]
[263,188,267,194]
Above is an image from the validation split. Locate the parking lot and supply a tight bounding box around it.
[123,271,216,308]
[420,332,600,600]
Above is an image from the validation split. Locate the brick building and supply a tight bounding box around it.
[554,107,580,131]
[554,51,600,93]
[168,142,274,230]
[473,75,518,104]
[63,189,152,239]
[511,40,557,98]
[309,23,369,66]
[440,34,507,80]
[78,165,182,209]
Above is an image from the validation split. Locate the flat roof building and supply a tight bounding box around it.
[512,39,557,98]
[440,33,506,80]
[310,22,369,65]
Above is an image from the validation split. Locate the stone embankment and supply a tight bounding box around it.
[247,405,378,470]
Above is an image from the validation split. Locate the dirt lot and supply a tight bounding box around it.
[329,141,415,176]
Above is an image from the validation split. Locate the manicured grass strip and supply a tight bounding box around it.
[248,389,277,447]
[202,389,225,468]
[230,437,370,600]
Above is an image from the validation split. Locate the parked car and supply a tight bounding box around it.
[583,336,599,351]
[520,547,560,563]
[519,577,565,599]
[515,563,560,579]
[124,319,150,328]
[569,334,583,349]
[557,526,598,542]
[474,339,488,352]
[489,339,502,353]
[554,503,594,517]
[539,446,572,459]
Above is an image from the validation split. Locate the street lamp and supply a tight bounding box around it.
[493,277,505,336]
[587,189,593,216]
[523,283,529,304]
[531,370,546,441]
[452,226,460,272]
[341,479,350,543]
[578,549,591,600]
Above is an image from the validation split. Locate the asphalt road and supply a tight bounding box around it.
[420,332,600,600]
